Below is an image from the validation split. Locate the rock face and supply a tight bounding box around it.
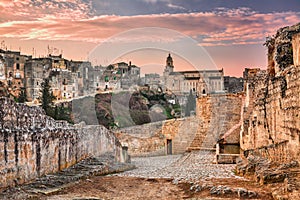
[239,23,300,200]
[0,97,128,189]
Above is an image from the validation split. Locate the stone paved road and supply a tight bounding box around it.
[115,151,241,182]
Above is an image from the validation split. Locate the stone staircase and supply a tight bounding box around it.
[187,95,234,151]
[172,117,199,154]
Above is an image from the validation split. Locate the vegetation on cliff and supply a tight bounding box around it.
[39,78,73,123]
[71,88,181,129]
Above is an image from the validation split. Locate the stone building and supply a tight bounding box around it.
[224,76,244,93]
[50,68,79,100]
[142,73,161,89]
[0,49,31,97]
[48,54,67,69]
[115,61,140,90]
[24,58,52,101]
[70,61,93,96]
[92,62,140,91]
[163,54,224,96]
[24,56,89,102]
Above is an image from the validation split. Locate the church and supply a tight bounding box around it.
[163,53,224,96]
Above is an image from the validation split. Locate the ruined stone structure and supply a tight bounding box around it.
[241,23,300,163]
[0,97,127,189]
[236,23,300,199]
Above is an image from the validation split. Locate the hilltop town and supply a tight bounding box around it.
[0,48,242,104]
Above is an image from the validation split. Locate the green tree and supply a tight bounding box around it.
[54,105,73,124]
[185,90,196,116]
[17,87,27,103]
[40,78,55,117]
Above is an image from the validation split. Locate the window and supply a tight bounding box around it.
[36,81,39,86]
[16,63,20,70]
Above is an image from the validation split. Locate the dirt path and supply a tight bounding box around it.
[47,176,187,200]
[45,176,273,200]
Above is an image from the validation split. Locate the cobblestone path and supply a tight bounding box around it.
[116,151,240,182]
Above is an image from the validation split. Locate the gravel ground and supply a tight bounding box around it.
[116,151,241,182]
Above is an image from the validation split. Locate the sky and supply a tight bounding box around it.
[0,0,299,76]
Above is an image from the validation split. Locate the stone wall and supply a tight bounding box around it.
[116,124,165,157]
[116,117,199,156]
[241,24,300,163]
[188,94,242,151]
[293,33,300,66]
[162,117,200,154]
[0,97,126,189]
[265,23,300,75]
[118,121,163,138]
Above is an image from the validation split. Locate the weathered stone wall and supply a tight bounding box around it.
[162,117,200,154]
[241,24,300,163]
[241,65,300,162]
[292,33,300,66]
[116,123,164,157]
[265,23,300,75]
[116,117,199,156]
[118,121,163,138]
[188,94,242,151]
[0,97,126,189]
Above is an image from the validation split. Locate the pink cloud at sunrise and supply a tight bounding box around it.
[0,0,299,76]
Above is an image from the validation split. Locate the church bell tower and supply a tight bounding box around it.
[164,53,174,76]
